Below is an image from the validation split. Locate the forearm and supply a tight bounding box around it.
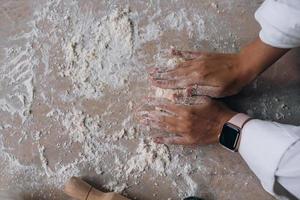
[238,37,290,84]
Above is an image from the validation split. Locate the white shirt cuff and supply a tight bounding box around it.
[238,119,300,196]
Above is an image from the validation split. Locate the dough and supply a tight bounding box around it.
[154,57,185,101]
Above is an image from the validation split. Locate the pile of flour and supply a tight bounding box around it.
[60,8,134,98]
[0,0,234,199]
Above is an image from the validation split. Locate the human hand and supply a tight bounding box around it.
[149,38,289,98]
[149,49,247,97]
[137,96,236,145]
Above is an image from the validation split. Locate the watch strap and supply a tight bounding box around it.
[227,113,251,129]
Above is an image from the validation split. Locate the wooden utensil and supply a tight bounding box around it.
[64,177,129,200]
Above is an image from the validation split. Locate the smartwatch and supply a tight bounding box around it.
[219,113,251,152]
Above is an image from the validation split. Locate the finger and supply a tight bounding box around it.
[140,97,187,115]
[154,136,188,145]
[151,65,209,87]
[141,110,188,134]
[135,97,162,119]
[150,70,180,80]
[149,62,193,80]
[140,118,164,129]
[141,108,196,135]
[147,67,169,75]
[150,77,193,89]
[140,116,179,133]
[171,49,204,60]
[174,60,194,69]
[187,85,223,98]
[166,89,192,102]
[145,110,178,125]
[143,96,172,106]
[155,103,185,116]
[172,94,211,105]
[150,78,178,89]
[147,58,193,77]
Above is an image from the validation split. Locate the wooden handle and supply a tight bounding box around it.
[64,177,129,200]
[64,177,98,200]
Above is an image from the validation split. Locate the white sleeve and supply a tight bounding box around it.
[255,0,300,48]
[276,139,300,198]
[238,119,300,198]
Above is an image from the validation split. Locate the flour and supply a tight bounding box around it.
[38,144,53,177]
[166,155,199,197]
[0,0,214,199]
[126,139,171,177]
[164,9,190,31]
[57,108,171,185]
[60,8,134,98]
[18,131,28,144]
[0,46,36,123]
[154,57,186,101]
[140,22,162,42]
[181,164,198,196]
[1,1,292,199]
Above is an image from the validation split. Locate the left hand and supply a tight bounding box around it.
[149,40,289,98]
[137,96,236,145]
[149,49,246,98]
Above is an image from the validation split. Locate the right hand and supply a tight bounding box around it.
[137,96,236,145]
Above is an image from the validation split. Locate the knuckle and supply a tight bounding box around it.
[195,71,204,79]
[183,121,193,132]
[196,60,205,66]
[182,108,192,118]
[159,115,166,123]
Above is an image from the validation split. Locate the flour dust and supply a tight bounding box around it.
[0,0,266,199]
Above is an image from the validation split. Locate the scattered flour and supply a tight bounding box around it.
[37,106,173,194]
[37,144,53,177]
[0,0,267,199]
[0,46,36,123]
[164,9,192,32]
[126,139,171,177]
[59,8,134,98]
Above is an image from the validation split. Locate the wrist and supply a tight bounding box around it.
[237,49,261,85]
[237,37,289,85]
[218,108,237,132]
[218,113,251,152]
[221,110,238,126]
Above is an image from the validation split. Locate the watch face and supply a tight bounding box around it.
[219,123,240,151]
